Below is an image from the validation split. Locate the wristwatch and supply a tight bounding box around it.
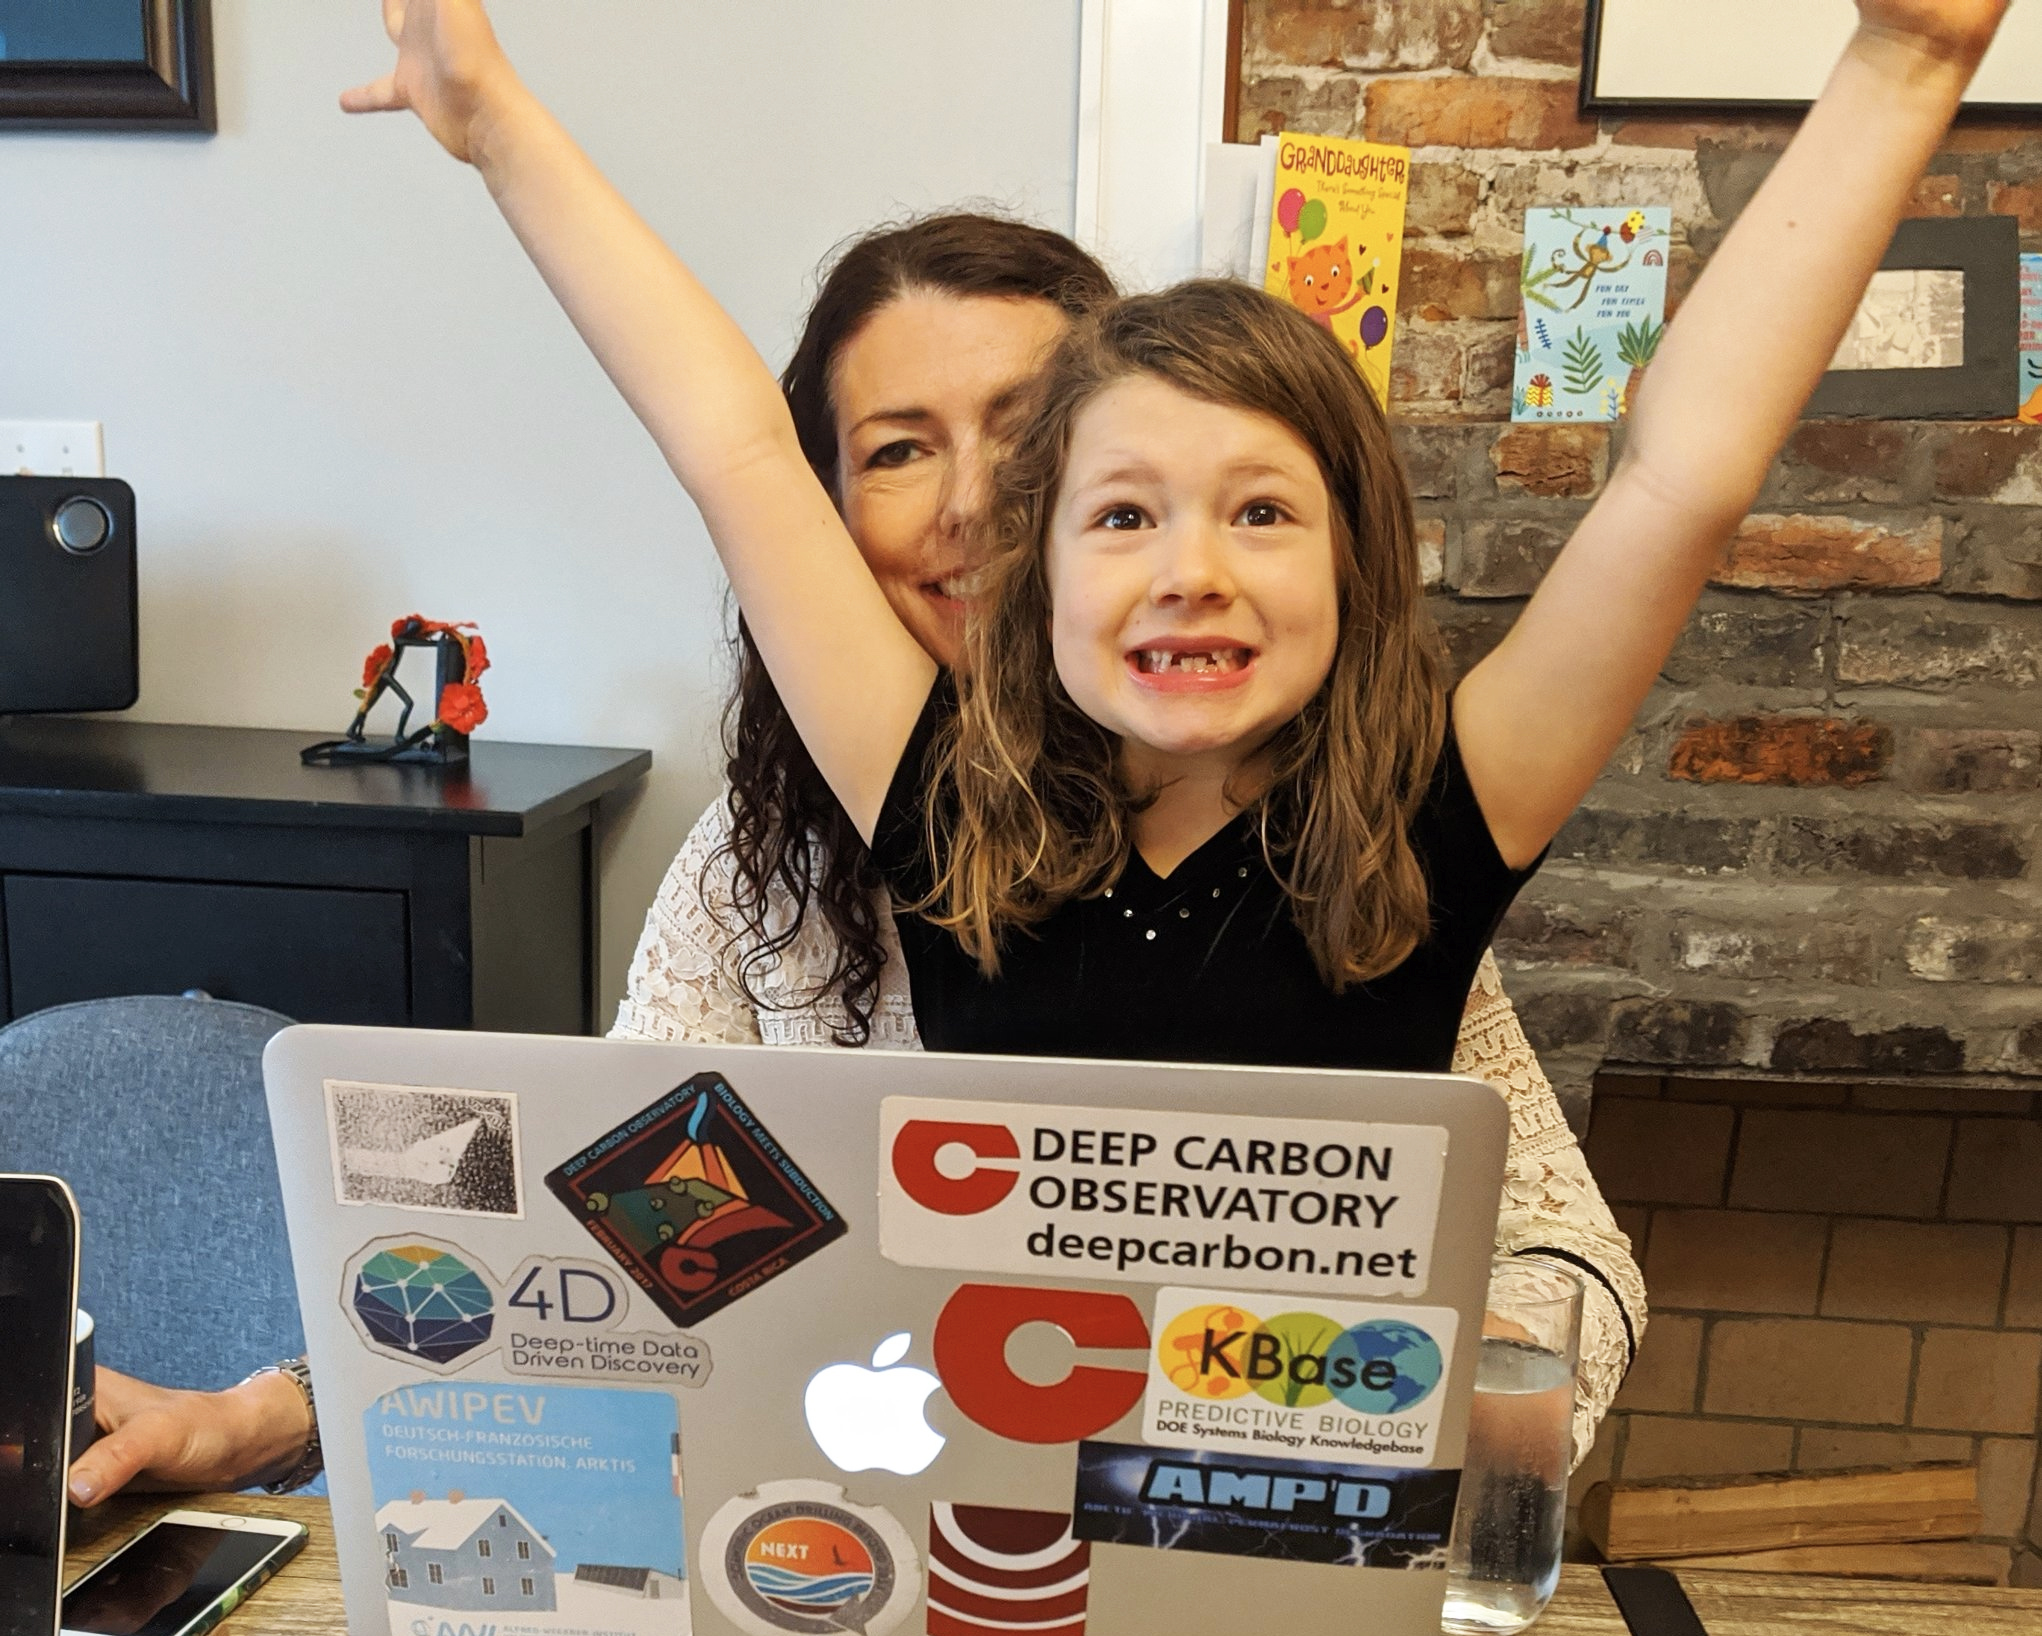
[245,1356,323,1494]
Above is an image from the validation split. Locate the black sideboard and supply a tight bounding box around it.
[0,718,651,1034]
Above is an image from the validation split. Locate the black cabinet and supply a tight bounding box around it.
[0,719,650,1033]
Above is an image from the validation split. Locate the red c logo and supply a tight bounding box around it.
[934,1283,1149,1444]
[891,1121,1020,1216]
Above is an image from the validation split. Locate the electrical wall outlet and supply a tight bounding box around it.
[1,421,106,477]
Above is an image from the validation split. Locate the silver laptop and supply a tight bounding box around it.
[265,1027,1508,1636]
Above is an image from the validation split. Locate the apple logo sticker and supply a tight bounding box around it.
[804,1332,946,1476]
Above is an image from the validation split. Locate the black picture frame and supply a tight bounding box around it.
[0,0,213,132]
[1805,217,2019,422]
[1580,0,2042,119]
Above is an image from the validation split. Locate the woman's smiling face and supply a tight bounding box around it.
[832,290,1069,667]
[1045,373,1342,788]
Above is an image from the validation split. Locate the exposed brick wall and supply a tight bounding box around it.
[1580,1072,2042,1585]
[1241,1,2042,1108]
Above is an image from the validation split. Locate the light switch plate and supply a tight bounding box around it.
[1,421,106,477]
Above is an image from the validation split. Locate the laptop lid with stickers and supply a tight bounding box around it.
[265,1028,1509,1636]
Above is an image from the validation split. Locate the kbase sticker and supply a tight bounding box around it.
[547,1072,846,1328]
[1145,1285,1457,1468]
[700,1479,919,1636]
[326,1079,523,1218]
[927,1504,1088,1635]
[365,1380,684,1634]
[880,1097,1446,1296]
[1071,1440,1458,1568]
[342,1236,500,1375]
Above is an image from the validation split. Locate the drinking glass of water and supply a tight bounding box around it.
[1441,1258,1581,1634]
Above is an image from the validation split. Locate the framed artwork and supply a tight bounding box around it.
[0,0,213,131]
[1583,0,2042,117]
[1806,216,2019,421]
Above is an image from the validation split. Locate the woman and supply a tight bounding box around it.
[597,212,1642,1463]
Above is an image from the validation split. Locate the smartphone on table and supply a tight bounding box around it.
[60,1512,306,1636]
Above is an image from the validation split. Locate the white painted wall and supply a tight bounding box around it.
[0,1,1080,1014]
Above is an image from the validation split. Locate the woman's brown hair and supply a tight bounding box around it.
[925,279,1447,987]
[716,213,1115,1042]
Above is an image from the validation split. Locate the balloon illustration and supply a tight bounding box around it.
[1277,188,1305,236]
[1298,197,1329,245]
[1360,305,1389,350]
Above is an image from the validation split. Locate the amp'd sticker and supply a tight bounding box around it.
[926,1504,1089,1636]
[547,1072,847,1329]
[326,1079,523,1218]
[1145,1286,1457,1468]
[365,1380,685,1635]
[880,1098,1447,1297]
[700,1479,920,1636]
[1071,1440,1459,1568]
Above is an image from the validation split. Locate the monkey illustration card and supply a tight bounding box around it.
[544,1072,845,1329]
[1512,205,1672,424]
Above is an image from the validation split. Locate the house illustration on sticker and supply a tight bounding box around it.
[378,1491,557,1611]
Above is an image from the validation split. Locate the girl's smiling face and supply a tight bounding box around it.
[1045,373,1342,788]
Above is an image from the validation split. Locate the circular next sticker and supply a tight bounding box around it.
[699,1478,920,1636]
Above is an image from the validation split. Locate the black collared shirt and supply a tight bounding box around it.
[872,683,1541,1071]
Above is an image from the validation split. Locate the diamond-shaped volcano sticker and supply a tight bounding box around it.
[344,1238,497,1370]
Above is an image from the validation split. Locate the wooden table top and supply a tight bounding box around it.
[63,1491,2042,1634]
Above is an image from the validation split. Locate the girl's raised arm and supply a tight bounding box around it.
[1454,0,2007,868]
[342,0,934,838]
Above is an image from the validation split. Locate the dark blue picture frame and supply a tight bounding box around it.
[0,0,212,131]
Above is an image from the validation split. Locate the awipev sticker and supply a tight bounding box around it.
[1072,1441,1458,1568]
[546,1071,846,1328]
[1145,1285,1458,1468]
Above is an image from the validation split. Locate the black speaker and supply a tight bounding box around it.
[0,476,138,714]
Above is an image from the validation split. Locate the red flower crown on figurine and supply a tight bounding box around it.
[359,614,490,735]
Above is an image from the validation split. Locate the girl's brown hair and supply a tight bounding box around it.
[717,213,1115,1041]
[924,279,1447,987]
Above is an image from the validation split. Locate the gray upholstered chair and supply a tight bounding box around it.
[0,994,302,1390]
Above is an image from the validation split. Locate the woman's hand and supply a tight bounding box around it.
[65,1368,312,1507]
[1857,0,2009,65]
[340,0,520,164]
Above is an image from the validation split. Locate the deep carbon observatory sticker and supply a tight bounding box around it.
[547,1072,846,1328]
[1071,1440,1459,1568]
[700,1479,921,1636]
[1145,1286,1458,1468]
[879,1098,1447,1296]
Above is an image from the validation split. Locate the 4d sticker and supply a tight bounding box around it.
[1071,1440,1459,1568]
[498,1254,713,1389]
[1145,1286,1457,1467]
[880,1098,1447,1297]
[700,1479,920,1636]
[547,1072,846,1329]
[927,1504,1088,1636]
[342,1235,499,1374]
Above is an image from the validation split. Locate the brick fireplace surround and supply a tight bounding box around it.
[1236,0,2042,1582]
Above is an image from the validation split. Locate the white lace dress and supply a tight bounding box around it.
[612,791,1646,1466]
